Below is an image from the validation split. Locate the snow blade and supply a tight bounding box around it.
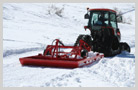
[19,39,104,68]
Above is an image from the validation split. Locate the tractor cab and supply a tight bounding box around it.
[86,9,118,28]
[85,9,118,29]
[84,8,121,42]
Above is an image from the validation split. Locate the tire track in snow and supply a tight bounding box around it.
[3,47,44,57]
[3,39,45,57]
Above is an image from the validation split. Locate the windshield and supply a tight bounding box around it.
[89,11,117,29]
[90,11,109,26]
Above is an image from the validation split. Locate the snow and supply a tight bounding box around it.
[3,3,135,87]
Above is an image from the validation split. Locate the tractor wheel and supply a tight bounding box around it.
[120,42,131,53]
[74,35,92,46]
[104,37,121,57]
[74,35,84,46]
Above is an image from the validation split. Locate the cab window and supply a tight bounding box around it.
[104,12,109,26]
[91,12,102,26]
[110,13,117,29]
[90,11,109,27]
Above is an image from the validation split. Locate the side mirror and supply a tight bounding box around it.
[117,16,123,22]
[84,13,90,19]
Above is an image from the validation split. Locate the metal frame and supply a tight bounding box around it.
[43,39,91,59]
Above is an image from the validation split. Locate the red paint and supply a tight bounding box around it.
[89,8,116,13]
[84,26,91,31]
[117,32,120,36]
[84,26,88,29]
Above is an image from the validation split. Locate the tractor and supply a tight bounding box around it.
[19,8,132,68]
[74,8,130,57]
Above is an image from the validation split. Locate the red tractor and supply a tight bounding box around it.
[74,8,130,57]
[19,8,132,68]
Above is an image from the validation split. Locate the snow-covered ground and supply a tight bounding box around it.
[3,3,135,87]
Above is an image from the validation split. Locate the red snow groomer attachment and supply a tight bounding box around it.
[19,39,104,68]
